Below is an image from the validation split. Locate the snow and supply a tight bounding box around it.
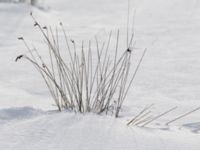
[0,0,200,149]
[0,111,200,150]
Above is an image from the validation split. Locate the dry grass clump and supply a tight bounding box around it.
[16,13,146,117]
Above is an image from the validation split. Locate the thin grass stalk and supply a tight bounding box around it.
[122,48,147,102]
[134,116,153,126]
[127,104,154,126]
[166,106,200,125]
[132,111,152,125]
[141,106,177,127]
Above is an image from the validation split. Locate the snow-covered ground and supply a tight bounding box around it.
[0,0,200,149]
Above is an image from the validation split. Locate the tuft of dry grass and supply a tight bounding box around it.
[16,13,146,117]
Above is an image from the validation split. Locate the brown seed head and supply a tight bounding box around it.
[15,55,24,62]
[34,22,39,27]
[18,37,24,40]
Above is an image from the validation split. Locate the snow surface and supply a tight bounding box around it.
[0,0,200,149]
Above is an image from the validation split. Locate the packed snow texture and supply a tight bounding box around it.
[0,0,200,149]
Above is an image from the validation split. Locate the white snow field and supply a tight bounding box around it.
[0,0,200,149]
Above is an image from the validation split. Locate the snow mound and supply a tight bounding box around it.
[0,112,200,150]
